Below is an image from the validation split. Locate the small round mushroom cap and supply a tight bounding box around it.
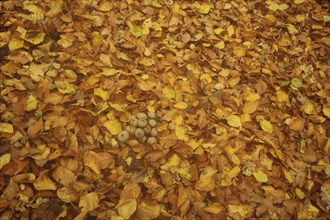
[118,130,129,142]
[150,128,158,137]
[143,125,151,134]
[125,125,136,134]
[147,112,156,119]
[136,112,148,119]
[130,116,138,127]
[135,128,145,139]
[147,137,157,144]
[140,136,147,143]
[148,119,157,127]
[138,118,148,128]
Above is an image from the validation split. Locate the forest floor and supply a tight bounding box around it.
[0,0,329,219]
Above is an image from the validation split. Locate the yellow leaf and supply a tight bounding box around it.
[63,69,77,80]
[136,202,162,219]
[282,168,293,183]
[276,90,289,103]
[253,170,268,183]
[79,192,99,213]
[312,24,323,30]
[297,200,319,219]
[302,102,315,115]
[101,68,121,76]
[199,4,211,14]
[94,88,108,101]
[268,2,289,11]
[84,151,101,174]
[8,38,24,51]
[162,86,176,100]
[174,102,188,110]
[0,153,11,170]
[110,103,124,112]
[200,73,212,83]
[117,199,137,219]
[287,24,299,35]
[226,115,242,129]
[0,123,14,133]
[214,108,225,119]
[99,53,112,66]
[98,0,113,11]
[23,33,45,45]
[215,41,225,49]
[323,106,330,118]
[214,28,224,35]
[221,166,240,186]
[26,95,38,111]
[295,188,305,199]
[33,174,57,191]
[219,69,230,77]
[233,46,246,58]
[175,125,189,141]
[128,22,142,38]
[245,92,260,101]
[296,14,305,22]
[243,101,259,114]
[262,68,272,75]
[23,4,44,20]
[103,119,122,135]
[29,63,44,82]
[195,167,218,191]
[243,41,253,48]
[204,203,224,214]
[228,205,248,218]
[227,25,234,38]
[187,139,201,150]
[58,81,76,94]
[294,0,306,4]
[0,31,10,47]
[260,119,273,134]
[161,154,181,171]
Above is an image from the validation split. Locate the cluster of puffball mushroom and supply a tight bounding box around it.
[117,112,158,144]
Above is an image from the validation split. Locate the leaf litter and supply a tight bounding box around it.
[0,0,329,219]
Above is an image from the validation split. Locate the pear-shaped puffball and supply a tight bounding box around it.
[136,112,148,119]
[147,137,157,144]
[148,119,157,127]
[147,112,156,119]
[138,118,148,128]
[125,125,136,135]
[140,136,147,143]
[150,128,158,137]
[130,116,138,127]
[135,128,145,139]
[118,130,129,142]
[144,125,151,134]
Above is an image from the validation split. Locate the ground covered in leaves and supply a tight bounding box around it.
[0,0,330,219]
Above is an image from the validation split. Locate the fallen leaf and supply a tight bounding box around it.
[0,153,11,170]
[33,173,57,191]
[174,102,188,110]
[195,167,218,191]
[79,192,99,213]
[0,123,14,133]
[26,95,38,111]
[103,118,122,135]
[117,199,137,219]
[226,115,242,129]
[253,170,268,183]
[260,119,273,134]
